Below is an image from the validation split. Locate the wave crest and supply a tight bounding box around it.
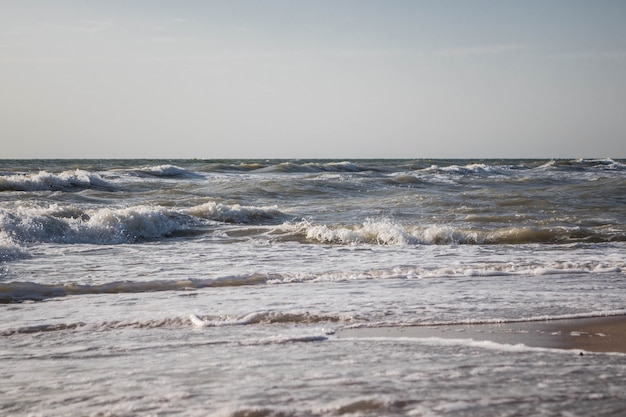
[189,311,350,327]
[0,230,28,261]
[0,169,115,192]
[0,310,349,336]
[187,202,285,224]
[134,164,204,178]
[2,257,623,303]
[0,204,190,244]
[0,274,274,303]
[254,161,363,173]
[0,201,288,247]
[283,220,623,245]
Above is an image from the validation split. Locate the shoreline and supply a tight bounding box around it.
[336,315,626,354]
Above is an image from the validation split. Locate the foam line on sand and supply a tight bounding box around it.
[336,315,626,354]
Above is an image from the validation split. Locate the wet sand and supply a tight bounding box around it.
[337,315,626,354]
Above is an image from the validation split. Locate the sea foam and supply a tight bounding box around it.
[0,230,28,261]
[0,201,287,246]
[284,219,610,245]
[135,164,204,178]
[0,204,188,244]
[0,169,115,192]
[186,201,285,224]
[0,274,272,303]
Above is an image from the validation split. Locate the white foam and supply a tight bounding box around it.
[282,219,601,246]
[0,315,200,336]
[303,161,360,172]
[0,204,188,244]
[0,230,28,261]
[0,200,287,246]
[187,201,284,224]
[136,164,203,178]
[535,160,557,170]
[335,334,582,355]
[0,169,114,191]
[266,257,624,284]
[439,163,509,175]
[188,310,350,327]
[189,314,206,328]
[86,205,184,242]
[580,158,626,170]
[290,219,414,245]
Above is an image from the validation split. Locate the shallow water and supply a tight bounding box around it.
[1,159,625,415]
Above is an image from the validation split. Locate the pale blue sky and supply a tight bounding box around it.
[1,0,625,158]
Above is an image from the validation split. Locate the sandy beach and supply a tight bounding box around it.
[337,315,626,354]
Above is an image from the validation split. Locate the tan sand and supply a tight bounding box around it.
[336,315,626,354]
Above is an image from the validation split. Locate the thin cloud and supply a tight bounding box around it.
[438,44,526,57]
[325,48,408,59]
[551,49,626,61]
[38,19,117,34]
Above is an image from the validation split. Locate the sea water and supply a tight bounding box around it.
[1,159,625,416]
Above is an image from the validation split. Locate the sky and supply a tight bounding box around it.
[1,0,625,159]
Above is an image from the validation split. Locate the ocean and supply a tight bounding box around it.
[1,158,625,416]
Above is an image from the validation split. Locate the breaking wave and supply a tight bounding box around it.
[0,202,287,247]
[283,219,625,245]
[134,164,204,178]
[1,207,623,265]
[187,201,285,224]
[0,230,28,261]
[0,204,191,244]
[427,163,514,176]
[240,158,625,174]
[253,161,363,173]
[0,169,116,192]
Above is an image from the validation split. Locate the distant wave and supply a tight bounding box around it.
[252,161,365,173]
[3,161,623,192]
[425,163,515,176]
[534,158,626,172]
[0,169,116,192]
[379,159,626,188]
[133,164,204,178]
[244,158,626,174]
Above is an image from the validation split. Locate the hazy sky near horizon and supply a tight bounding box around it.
[1,0,625,159]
